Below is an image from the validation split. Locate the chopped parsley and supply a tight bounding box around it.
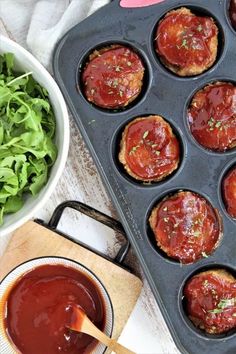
[218,298,236,309]
[193,230,201,237]
[201,252,208,258]
[129,145,140,155]
[208,298,236,315]
[143,130,149,139]
[208,308,223,314]
[177,39,188,50]
[115,65,122,72]
[197,24,203,32]
[207,117,223,130]
[112,79,119,88]
[208,117,215,127]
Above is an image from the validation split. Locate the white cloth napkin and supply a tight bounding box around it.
[0,0,109,68]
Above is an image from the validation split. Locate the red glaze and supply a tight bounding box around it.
[188,82,236,151]
[149,191,221,264]
[223,166,236,218]
[156,9,217,73]
[120,116,180,181]
[184,270,236,334]
[4,265,105,354]
[230,0,236,30]
[69,305,85,331]
[82,46,144,109]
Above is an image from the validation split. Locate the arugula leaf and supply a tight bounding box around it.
[5,53,14,76]
[0,53,57,225]
[4,195,23,213]
[0,206,4,225]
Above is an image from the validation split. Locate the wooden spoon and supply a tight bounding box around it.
[68,305,136,354]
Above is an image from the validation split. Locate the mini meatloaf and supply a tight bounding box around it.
[184,269,236,334]
[149,191,222,264]
[187,82,236,151]
[230,0,236,30]
[222,166,236,218]
[118,115,180,182]
[82,45,145,109]
[155,7,218,76]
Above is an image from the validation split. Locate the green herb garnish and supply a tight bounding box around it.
[208,298,236,315]
[208,117,215,127]
[197,24,203,32]
[0,53,57,225]
[208,308,223,314]
[201,252,208,258]
[193,230,201,237]
[208,117,223,130]
[115,66,122,72]
[218,298,236,309]
[215,121,222,128]
[143,130,149,139]
[112,79,119,88]
[129,145,139,155]
[177,39,188,50]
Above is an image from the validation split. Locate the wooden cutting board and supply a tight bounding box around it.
[0,221,142,352]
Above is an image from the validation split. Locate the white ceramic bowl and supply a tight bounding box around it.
[0,257,114,354]
[0,35,69,236]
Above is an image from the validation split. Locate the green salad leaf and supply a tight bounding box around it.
[0,53,57,225]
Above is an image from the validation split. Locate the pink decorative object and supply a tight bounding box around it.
[120,0,165,8]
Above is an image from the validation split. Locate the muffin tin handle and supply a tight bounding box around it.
[47,200,130,265]
[115,0,166,8]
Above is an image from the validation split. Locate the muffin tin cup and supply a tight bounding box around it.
[184,78,236,156]
[53,1,236,353]
[179,263,236,341]
[225,0,236,34]
[110,114,186,187]
[145,187,224,265]
[218,158,236,223]
[76,40,153,113]
[149,3,227,80]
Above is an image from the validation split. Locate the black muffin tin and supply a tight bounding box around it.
[53,1,236,353]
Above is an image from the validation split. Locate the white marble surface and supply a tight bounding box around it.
[0,11,180,354]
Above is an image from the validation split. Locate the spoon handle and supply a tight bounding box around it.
[82,319,135,354]
[109,339,136,354]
